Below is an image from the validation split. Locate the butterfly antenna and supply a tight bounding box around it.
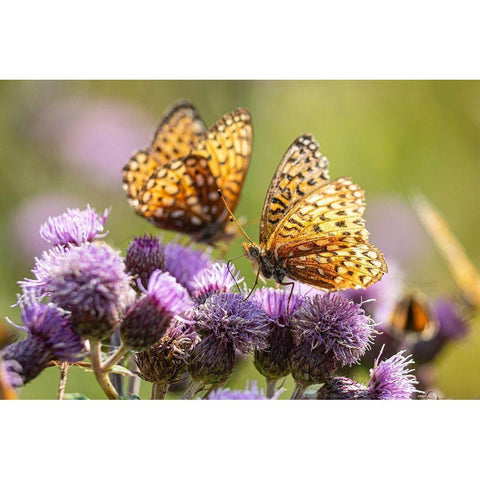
[217,189,253,243]
[244,268,261,301]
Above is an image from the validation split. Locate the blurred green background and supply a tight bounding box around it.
[1,80,479,399]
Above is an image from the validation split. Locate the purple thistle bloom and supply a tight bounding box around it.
[318,377,370,400]
[120,271,192,350]
[191,262,243,303]
[39,205,109,247]
[164,242,212,294]
[135,323,198,385]
[125,235,165,290]
[188,293,270,388]
[194,293,269,354]
[2,302,85,384]
[433,297,469,340]
[253,288,304,382]
[368,348,419,399]
[290,293,375,389]
[208,381,282,400]
[20,243,135,339]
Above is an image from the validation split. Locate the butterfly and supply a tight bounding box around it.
[242,134,388,291]
[414,194,480,311]
[388,292,437,339]
[123,100,253,245]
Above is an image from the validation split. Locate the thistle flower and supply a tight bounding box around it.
[135,324,198,386]
[290,293,375,397]
[185,293,269,396]
[2,302,85,384]
[0,357,23,389]
[368,349,419,399]
[317,377,370,400]
[120,271,192,350]
[191,262,243,303]
[164,243,211,294]
[39,205,109,247]
[253,288,303,391]
[207,381,282,400]
[20,243,135,339]
[433,297,469,340]
[125,235,165,289]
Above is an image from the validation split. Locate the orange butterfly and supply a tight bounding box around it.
[388,292,437,339]
[242,134,388,291]
[123,100,252,245]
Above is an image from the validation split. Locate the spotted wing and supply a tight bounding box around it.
[193,107,252,215]
[259,134,330,244]
[269,177,387,290]
[122,101,207,204]
[135,154,225,235]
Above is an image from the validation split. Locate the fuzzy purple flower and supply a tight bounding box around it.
[125,235,165,290]
[20,243,135,339]
[191,262,243,303]
[433,297,469,340]
[0,357,23,391]
[253,287,303,385]
[121,271,192,350]
[164,243,212,293]
[39,205,109,247]
[2,302,85,384]
[289,293,375,395]
[186,293,269,392]
[368,349,419,399]
[208,381,282,400]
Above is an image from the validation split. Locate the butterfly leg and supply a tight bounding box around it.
[277,281,295,316]
[244,268,261,301]
[225,253,247,293]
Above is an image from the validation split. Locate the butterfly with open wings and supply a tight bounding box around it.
[123,100,252,245]
[242,134,388,291]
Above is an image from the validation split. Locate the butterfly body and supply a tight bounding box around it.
[243,134,387,291]
[123,100,252,245]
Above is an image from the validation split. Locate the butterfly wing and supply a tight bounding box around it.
[122,100,207,204]
[193,107,253,215]
[259,134,330,244]
[389,294,437,338]
[135,154,225,235]
[268,177,387,290]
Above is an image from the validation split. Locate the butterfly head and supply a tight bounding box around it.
[243,242,276,280]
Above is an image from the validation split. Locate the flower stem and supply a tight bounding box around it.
[266,378,277,399]
[181,379,203,399]
[90,339,120,400]
[151,382,168,400]
[102,344,129,372]
[57,362,70,400]
[291,383,307,400]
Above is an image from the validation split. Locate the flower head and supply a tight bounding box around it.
[368,348,419,399]
[2,302,85,384]
[191,263,243,303]
[135,324,198,384]
[125,235,165,289]
[289,293,375,386]
[164,243,211,293]
[120,271,192,349]
[194,293,270,354]
[208,381,282,400]
[39,205,109,247]
[433,297,469,340]
[20,243,135,339]
[0,356,23,391]
[253,288,304,381]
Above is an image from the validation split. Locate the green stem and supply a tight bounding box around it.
[57,362,69,400]
[266,378,277,399]
[291,383,307,400]
[151,382,168,400]
[102,343,129,372]
[90,339,120,400]
[181,380,203,399]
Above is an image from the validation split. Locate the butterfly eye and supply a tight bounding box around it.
[249,245,260,258]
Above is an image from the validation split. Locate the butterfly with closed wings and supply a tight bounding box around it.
[123,100,252,245]
[243,134,388,291]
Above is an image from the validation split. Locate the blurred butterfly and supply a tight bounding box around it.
[388,292,437,339]
[414,194,480,311]
[123,100,253,245]
[241,134,388,291]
